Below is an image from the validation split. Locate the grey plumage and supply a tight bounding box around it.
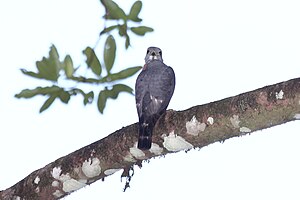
[135,47,175,150]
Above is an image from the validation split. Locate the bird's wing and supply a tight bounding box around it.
[135,69,149,118]
[144,66,175,116]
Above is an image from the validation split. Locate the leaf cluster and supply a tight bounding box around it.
[15,0,153,113]
[100,0,153,48]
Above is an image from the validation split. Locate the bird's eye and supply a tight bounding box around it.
[159,51,162,56]
[147,50,150,54]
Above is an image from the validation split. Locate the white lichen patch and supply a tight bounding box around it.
[53,190,63,198]
[52,166,62,179]
[199,123,206,131]
[52,180,60,187]
[163,131,193,152]
[82,158,101,178]
[230,115,240,128]
[78,179,88,184]
[34,176,40,184]
[207,117,214,125]
[240,127,251,133]
[62,178,86,193]
[51,169,87,193]
[104,168,121,176]
[149,143,164,155]
[130,144,146,159]
[59,173,71,182]
[186,116,206,136]
[124,153,136,162]
[275,90,284,100]
[294,113,300,119]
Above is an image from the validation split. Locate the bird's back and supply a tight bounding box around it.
[136,60,175,117]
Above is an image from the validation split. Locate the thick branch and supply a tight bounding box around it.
[1,78,300,200]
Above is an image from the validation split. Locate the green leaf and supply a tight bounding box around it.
[40,94,57,113]
[100,25,118,35]
[21,45,62,81]
[100,66,141,82]
[16,86,70,112]
[64,55,74,78]
[101,0,127,20]
[125,35,130,49]
[68,88,93,105]
[131,26,154,36]
[15,86,61,98]
[113,66,141,80]
[36,45,62,81]
[118,23,127,37]
[20,69,44,79]
[83,47,102,76]
[97,89,108,113]
[84,91,94,105]
[97,84,133,113]
[104,35,116,73]
[128,1,142,22]
[110,84,133,97]
[21,45,64,82]
[58,90,70,103]
[69,88,84,96]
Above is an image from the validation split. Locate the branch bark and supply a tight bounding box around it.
[1,78,300,200]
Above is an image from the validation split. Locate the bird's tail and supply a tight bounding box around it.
[138,116,156,150]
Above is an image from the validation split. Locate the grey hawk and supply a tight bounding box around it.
[135,47,175,150]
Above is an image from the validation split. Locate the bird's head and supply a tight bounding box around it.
[144,47,163,63]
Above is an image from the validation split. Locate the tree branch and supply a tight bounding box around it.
[1,78,300,200]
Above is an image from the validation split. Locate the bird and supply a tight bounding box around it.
[135,47,176,150]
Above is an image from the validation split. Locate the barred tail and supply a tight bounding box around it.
[137,116,156,150]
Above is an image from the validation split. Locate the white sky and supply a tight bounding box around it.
[1,0,300,199]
